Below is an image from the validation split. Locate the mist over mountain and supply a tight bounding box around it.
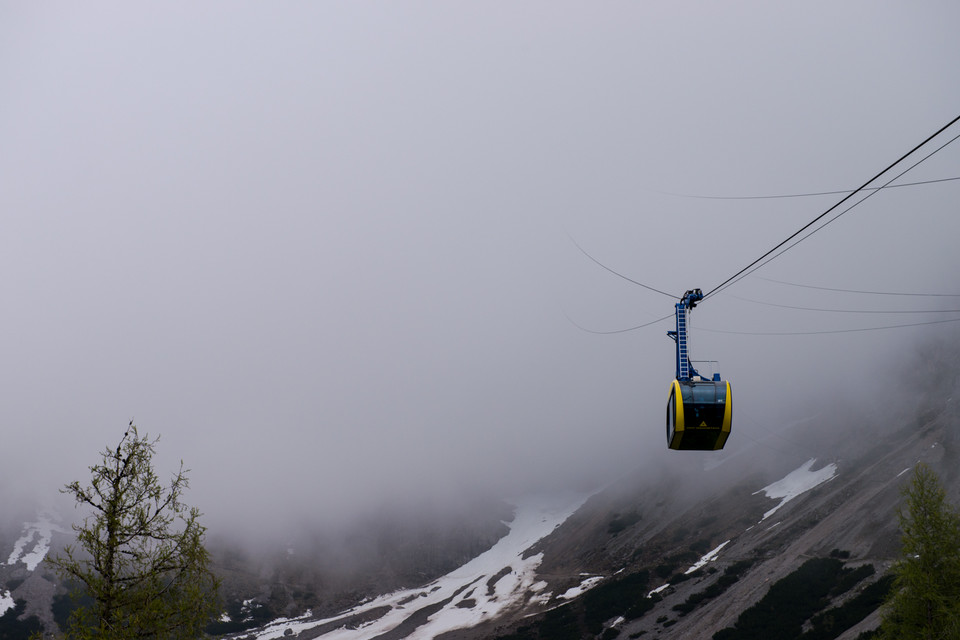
[3,3,960,639]
[4,2,960,541]
[3,326,958,639]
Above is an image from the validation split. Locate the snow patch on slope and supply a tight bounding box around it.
[0,589,14,617]
[685,540,730,574]
[755,458,837,521]
[4,510,65,571]
[558,576,603,599]
[245,492,591,640]
[644,540,732,597]
[647,583,670,598]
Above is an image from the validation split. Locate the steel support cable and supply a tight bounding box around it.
[707,129,960,299]
[702,112,960,302]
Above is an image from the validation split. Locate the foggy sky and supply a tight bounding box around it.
[2,2,959,538]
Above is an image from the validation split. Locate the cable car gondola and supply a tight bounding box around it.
[666,289,732,450]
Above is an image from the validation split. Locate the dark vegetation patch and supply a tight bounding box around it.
[534,603,580,640]
[205,598,279,635]
[52,592,74,631]
[372,594,459,640]
[799,575,894,640]
[654,550,702,581]
[654,563,676,579]
[493,570,654,639]
[582,570,654,633]
[498,602,580,640]
[712,559,888,640]
[666,568,702,585]
[669,550,701,564]
[397,593,423,606]
[672,560,755,615]
[608,510,642,536]
[712,558,845,640]
[830,564,875,597]
[689,538,713,554]
[52,581,95,632]
[487,567,513,596]
[0,599,43,640]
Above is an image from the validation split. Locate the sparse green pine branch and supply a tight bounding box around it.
[880,462,960,639]
[47,424,221,640]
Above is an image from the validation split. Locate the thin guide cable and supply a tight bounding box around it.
[703,113,960,302]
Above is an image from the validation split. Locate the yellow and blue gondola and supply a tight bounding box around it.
[665,289,733,451]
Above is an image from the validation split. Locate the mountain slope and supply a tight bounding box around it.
[220,493,591,640]
[460,380,958,640]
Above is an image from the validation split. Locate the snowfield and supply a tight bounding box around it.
[755,458,837,521]
[242,492,591,640]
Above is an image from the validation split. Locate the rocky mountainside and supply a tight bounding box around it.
[452,340,960,640]
[466,402,957,639]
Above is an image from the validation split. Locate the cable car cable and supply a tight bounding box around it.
[729,295,960,314]
[708,130,960,297]
[702,112,960,302]
[563,310,674,335]
[663,175,960,200]
[706,127,960,300]
[697,315,960,336]
[750,276,960,298]
[569,117,960,338]
[567,233,678,299]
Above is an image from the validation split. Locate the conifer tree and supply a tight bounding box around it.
[49,425,220,639]
[881,462,960,639]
